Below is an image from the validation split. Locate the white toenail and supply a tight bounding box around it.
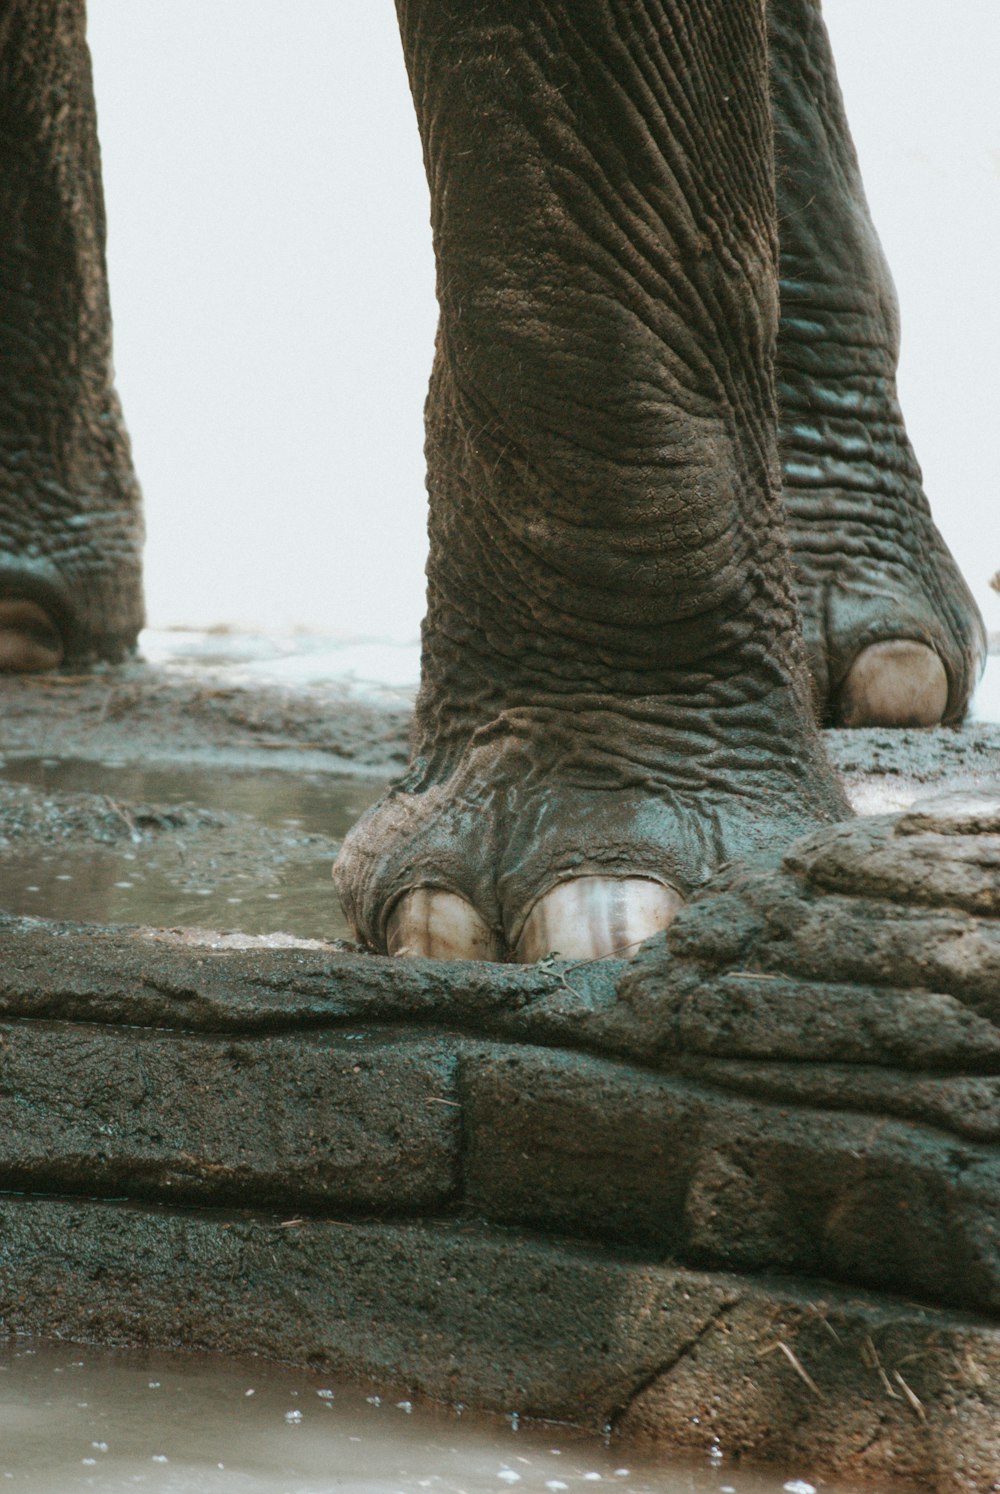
[386,888,502,961]
[838,640,948,727]
[514,876,684,964]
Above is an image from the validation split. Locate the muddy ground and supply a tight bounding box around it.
[0,639,998,944]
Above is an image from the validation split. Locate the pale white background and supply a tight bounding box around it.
[86,1,999,642]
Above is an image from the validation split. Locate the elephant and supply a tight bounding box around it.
[0,0,987,964]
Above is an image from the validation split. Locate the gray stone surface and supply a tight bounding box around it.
[0,1024,459,1209]
[1,787,1000,1488]
[460,1043,1000,1312]
[0,1200,997,1493]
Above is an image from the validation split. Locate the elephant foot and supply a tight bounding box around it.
[387,876,685,964]
[0,599,64,672]
[768,0,987,726]
[786,489,987,728]
[334,690,848,963]
[0,557,143,672]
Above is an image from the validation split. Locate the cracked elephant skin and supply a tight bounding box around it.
[0,0,987,959]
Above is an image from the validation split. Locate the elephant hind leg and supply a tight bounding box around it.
[769,0,985,725]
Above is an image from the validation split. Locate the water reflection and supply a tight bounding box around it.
[0,1341,847,1494]
[0,757,388,941]
[0,757,385,838]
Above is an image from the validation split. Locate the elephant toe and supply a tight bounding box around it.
[513,875,684,963]
[384,887,502,961]
[836,640,948,728]
[0,600,64,672]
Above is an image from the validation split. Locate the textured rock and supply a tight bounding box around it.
[1,790,1000,1488]
[0,1023,459,1210]
[460,1043,1000,1311]
[0,1199,997,1493]
[617,789,1000,1311]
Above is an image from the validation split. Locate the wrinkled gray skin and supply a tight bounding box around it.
[0,0,986,960]
[0,0,143,670]
[334,0,985,958]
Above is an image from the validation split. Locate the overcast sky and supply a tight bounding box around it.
[86,1,999,642]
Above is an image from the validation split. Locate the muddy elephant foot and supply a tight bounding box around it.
[0,5,145,674]
[769,0,987,726]
[0,599,64,672]
[777,312,986,727]
[334,690,848,963]
[786,507,986,728]
[0,564,142,671]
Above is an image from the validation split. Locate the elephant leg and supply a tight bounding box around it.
[334,0,848,962]
[769,0,986,725]
[0,0,144,670]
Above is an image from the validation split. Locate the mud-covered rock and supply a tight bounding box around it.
[0,789,999,1488]
[619,788,1000,1311]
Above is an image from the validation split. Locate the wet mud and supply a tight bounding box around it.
[0,759,385,941]
[0,646,406,939]
[0,641,997,942]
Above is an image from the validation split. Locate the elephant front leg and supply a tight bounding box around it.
[769,0,986,725]
[334,0,848,961]
[0,0,144,670]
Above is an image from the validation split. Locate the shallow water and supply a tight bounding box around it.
[0,757,388,941]
[0,1341,851,1494]
[0,757,384,839]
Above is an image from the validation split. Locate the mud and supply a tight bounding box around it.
[0,635,997,945]
[0,650,412,773]
[0,761,384,941]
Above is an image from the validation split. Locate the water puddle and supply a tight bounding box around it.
[0,757,389,942]
[0,1340,851,1494]
[0,757,387,838]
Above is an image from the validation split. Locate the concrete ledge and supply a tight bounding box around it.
[2,795,1000,1490]
[0,913,997,1316]
[0,1198,997,1492]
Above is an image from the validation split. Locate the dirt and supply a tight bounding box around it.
[0,655,413,773]
[1,647,999,943]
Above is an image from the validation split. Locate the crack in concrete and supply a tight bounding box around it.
[608,1296,739,1432]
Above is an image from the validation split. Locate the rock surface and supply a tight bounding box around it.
[0,789,998,1488]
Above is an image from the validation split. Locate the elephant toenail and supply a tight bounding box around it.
[837,640,948,727]
[385,888,503,961]
[0,600,64,672]
[514,875,684,964]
